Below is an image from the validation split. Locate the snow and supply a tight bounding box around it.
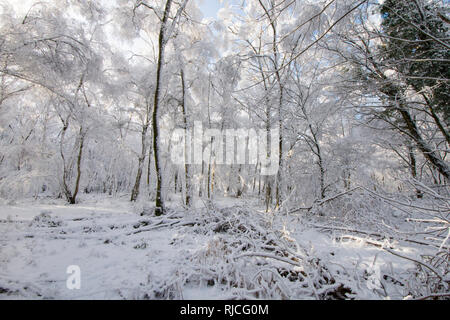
[0,194,435,300]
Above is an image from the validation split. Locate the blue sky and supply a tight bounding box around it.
[198,0,223,18]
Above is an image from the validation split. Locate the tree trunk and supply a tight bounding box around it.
[152,0,173,216]
[180,69,192,207]
[408,144,423,198]
[60,122,84,205]
[70,128,84,204]
[131,122,149,202]
[398,106,449,180]
[422,93,450,145]
[147,135,152,186]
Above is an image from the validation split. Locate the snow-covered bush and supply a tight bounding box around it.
[159,205,357,300]
[29,211,63,228]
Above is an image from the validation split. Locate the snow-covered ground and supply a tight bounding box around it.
[0,195,440,300]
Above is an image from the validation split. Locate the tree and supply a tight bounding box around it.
[0,1,108,203]
[380,0,450,125]
[134,0,189,215]
[328,1,449,182]
[127,70,154,202]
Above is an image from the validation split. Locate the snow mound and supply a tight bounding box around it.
[29,211,63,228]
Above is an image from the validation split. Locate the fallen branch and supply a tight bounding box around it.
[382,248,446,285]
[234,252,302,267]
[339,235,392,249]
[126,220,197,235]
[361,187,446,213]
[289,187,362,214]
[309,223,448,249]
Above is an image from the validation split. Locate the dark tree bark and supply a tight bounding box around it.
[397,105,449,180]
[180,69,192,207]
[152,0,173,216]
[130,119,149,202]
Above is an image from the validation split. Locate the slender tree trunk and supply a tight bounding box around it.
[343,170,351,191]
[257,0,285,209]
[265,120,272,212]
[211,159,216,197]
[207,147,212,199]
[152,0,173,216]
[60,118,71,202]
[276,111,283,208]
[408,144,423,198]
[252,162,258,193]
[174,170,178,193]
[422,93,450,144]
[317,151,326,199]
[131,122,149,201]
[258,162,262,196]
[147,137,152,186]
[236,165,243,198]
[180,69,192,207]
[199,162,204,197]
[70,127,84,204]
[206,76,212,200]
[60,121,84,205]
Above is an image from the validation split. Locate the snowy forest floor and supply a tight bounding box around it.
[0,193,446,300]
